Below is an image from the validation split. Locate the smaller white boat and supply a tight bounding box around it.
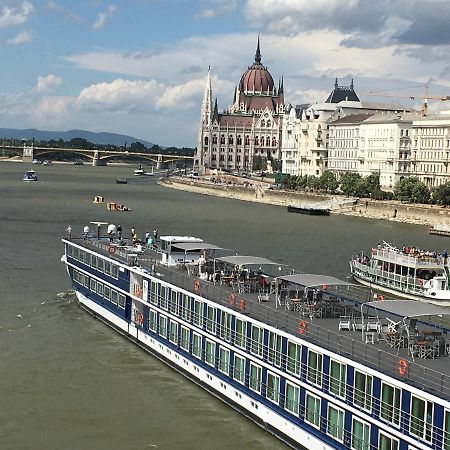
[43,160,53,166]
[134,165,145,176]
[23,170,37,182]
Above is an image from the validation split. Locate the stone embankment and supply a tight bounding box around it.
[161,177,450,228]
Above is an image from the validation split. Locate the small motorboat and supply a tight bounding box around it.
[134,165,145,176]
[23,170,38,182]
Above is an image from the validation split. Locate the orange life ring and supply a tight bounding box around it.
[239,299,246,311]
[229,292,236,306]
[194,280,200,293]
[108,245,116,255]
[418,279,424,286]
[378,294,384,301]
[398,358,408,376]
[299,320,307,335]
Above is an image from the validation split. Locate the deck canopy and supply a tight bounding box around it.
[215,255,284,267]
[364,300,450,318]
[171,242,225,252]
[276,273,352,287]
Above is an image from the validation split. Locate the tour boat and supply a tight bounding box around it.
[62,229,450,449]
[23,170,37,182]
[134,165,145,176]
[350,241,450,305]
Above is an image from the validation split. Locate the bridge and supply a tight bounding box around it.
[0,144,193,168]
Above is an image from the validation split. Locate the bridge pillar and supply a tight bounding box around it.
[156,154,166,170]
[92,151,107,166]
[23,145,34,163]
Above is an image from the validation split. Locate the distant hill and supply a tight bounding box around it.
[0,128,155,148]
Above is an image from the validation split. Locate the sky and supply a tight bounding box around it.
[2,0,450,147]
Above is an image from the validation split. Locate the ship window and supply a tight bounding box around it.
[83,274,89,288]
[96,282,103,297]
[445,410,450,450]
[233,354,245,384]
[111,264,118,279]
[235,318,246,349]
[380,382,401,426]
[268,331,282,367]
[118,293,125,309]
[305,392,320,426]
[249,362,262,393]
[219,310,232,342]
[218,346,230,375]
[110,290,118,305]
[104,261,111,276]
[97,257,104,272]
[180,295,191,322]
[379,431,399,450]
[192,332,202,359]
[329,360,346,398]
[266,371,280,404]
[85,252,91,266]
[410,395,433,442]
[285,382,300,415]
[206,305,216,333]
[160,285,168,310]
[73,247,79,260]
[205,339,216,366]
[169,320,178,344]
[91,255,97,269]
[159,315,168,338]
[148,309,157,332]
[193,299,203,327]
[150,281,158,305]
[351,417,370,450]
[90,278,96,292]
[354,370,372,411]
[170,290,178,315]
[327,403,344,442]
[286,340,301,375]
[250,325,263,357]
[307,350,323,386]
[104,286,111,301]
[180,326,190,351]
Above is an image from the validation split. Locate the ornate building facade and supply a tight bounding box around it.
[195,40,285,174]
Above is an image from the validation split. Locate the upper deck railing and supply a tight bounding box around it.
[371,247,444,268]
[70,238,450,400]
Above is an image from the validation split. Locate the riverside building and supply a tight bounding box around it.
[195,39,285,174]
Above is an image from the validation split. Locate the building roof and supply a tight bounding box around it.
[325,78,360,103]
[328,113,374,125]
[362,111,420,124]
[218,114,255,128]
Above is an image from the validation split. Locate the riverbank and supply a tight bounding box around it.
[161,177,450,228]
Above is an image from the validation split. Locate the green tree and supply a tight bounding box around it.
[394,177,430,203]
[339,172,362,196]
[319,170,339,193]
[130,141,147,152]
[432,182,450,206]
[306,175,320,192]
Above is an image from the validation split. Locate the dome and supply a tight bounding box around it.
[239,39,275,94]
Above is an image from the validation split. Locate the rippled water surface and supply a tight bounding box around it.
[0,162,445,450]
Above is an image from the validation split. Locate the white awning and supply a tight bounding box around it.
[364,300,450,317]
[276,273,352,287]
[215,255,284,266]
[171,242,225,252]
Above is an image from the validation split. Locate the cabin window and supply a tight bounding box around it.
[379,431,399,450]
[159,315,168,338]
[180,326,190,351]
[219,310,232,342]
[150,281,158,305]
[250,324,263,357]
[444,410,450,450]
[169,320,178,344]
[249,362,262,393]
[235,318,246,349]
[97,257,104,272]
[285,382,300,415]
[193,299,203,327]
[90,278,96,292]
[104,261,111,276]
[268,331,282,367]
[351,417,370,450]
[91,255,97,269]
[305,392,320,427]
[192,332,202,359]
[96,282,103,297]
[73,247,80,260]
[286,340,301,375]
[206,305,216,333]
[266,371,280,404]
[329,360,346,398]
[118,293,125,308]
[148,309,157,332]
[111,264,118,279]
[169,290,178,315]
[110,290,118,305]
[354,370,372,411]
[85,252,92,266]
[104,286,111,301]
[380,382,401,426]
[180,294,191,322]
[218,346,230,375]
[307,350,323,386]
[327,404,344,442]
[410,395,433,442]
[160,285,168,310]
[205,339,216,366]
[233,354,245,384]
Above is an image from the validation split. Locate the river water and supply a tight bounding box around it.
[1,162,447,450]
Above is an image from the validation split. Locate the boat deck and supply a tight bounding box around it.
[74,237,450,400]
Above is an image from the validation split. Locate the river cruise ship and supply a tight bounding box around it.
[350,242,450,306]
[62,228,450,450]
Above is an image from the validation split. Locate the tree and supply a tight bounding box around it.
[394,177,430,203]
[432,182,450,206]
[319,170,339,193]
[339,172,362,196]
[130,141,147,152]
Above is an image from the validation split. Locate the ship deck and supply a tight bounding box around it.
[75,237,450,400]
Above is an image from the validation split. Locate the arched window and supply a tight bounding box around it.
[267,120,271,127]
[260,136,265,146]
[245,135,250,145]
[261,120,265,127]
[255,136,259,145]
[272,137,277,146]
[220,134,225,144]
[204,136,208,145]
[229,135,234,144]
[237,135,242,145]
[212,135,217,144]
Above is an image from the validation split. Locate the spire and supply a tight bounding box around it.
[350,78,354,90]
[335,78,338,89]
[199,67,213,127]
[280,76,284,94]
[212,98,219,122]
[255,36,261,64]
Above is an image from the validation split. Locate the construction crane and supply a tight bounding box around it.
[361,84,450,116]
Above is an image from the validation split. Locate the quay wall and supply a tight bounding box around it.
[161,178,450,227]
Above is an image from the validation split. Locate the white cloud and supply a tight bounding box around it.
[34,74,62,93]
[196,0,237,19]
[0,1,33,28]
[93,4,116,30]
[6,29,32,44]
[31,96,70,126]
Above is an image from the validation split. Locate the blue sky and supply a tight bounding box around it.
[1,0,450,147]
